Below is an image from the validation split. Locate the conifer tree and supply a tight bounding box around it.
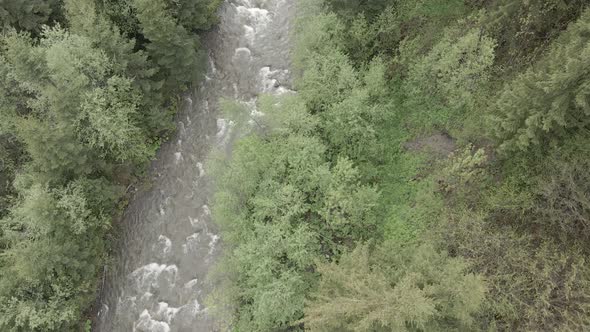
[132,0,204,95]
[96,0,141,37]
[0,0,61,34]
[66,0,173,136]
[2,26,152,180]
[165,0,222,32]
[0,0,220,330]
[482,0,588,64]
[304,244,486,332]
[490,9,590,152]
[0,178,120,331]
[325,0,390,18]
[211,95,382,330]
[408,27,496,109]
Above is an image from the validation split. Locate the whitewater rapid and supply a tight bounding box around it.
[96,0,294,331]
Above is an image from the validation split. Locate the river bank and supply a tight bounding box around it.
[96,1,295,330]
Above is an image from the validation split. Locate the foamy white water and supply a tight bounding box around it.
[97,0,294,330]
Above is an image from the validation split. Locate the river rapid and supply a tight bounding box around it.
[97,0,295,330]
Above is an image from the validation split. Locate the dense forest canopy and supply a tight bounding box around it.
[210,0,590,331]
[0,0,220,330]
[1,0,590,331]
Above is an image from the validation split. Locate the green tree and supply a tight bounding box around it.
[165,0,222,32]
[96,0,141,37]
[0,135,23,218]
[320,157,379,241]
[438,209,590,331]
[321,88,381,164]
[3,26,152,180]
[304,243,486,332]
[325,0,390,18]
[490,9,590,152]
[0,178,121,331]
[0,0,62,34]
[17,119,94,183]
[0,0,220,330]
[534,136,590,241]
[217,221,319,331]
[132,0,204,95]
[77,76,154,163]
[330,7,401,67]
[297,49,359,113]
[211,95,381,330]
[293,12,345,71]
[65,0,171,137]
[407,27,496,109]
[481,0,588,65]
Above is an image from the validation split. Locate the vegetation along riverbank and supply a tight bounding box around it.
[210,0,590,331]
[2,0,590,331]
[0,0,221,330]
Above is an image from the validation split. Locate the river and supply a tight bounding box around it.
[96,0,294,330]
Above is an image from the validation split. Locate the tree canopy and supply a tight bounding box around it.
[0,0,220,329]
[210,0,590,331]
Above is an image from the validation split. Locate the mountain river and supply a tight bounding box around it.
[96,0,295,330]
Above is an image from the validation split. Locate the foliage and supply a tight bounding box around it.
[0,135,23,218]
[488,134,590,243]
[320,62,385,164]
[490,9,590,152]
[304,243,486,332]
[165,0,222,32]
[481,0,589,66]
[0,0,62,34]
[325,0,390,18]
[335,11,401,67]
[213,1,590,331]
[438,210,590,331]
[296,49,359,113]
[0,0,220,329]
[98,0,222,38]
[66,0,171,137]
[2,27,153,181]
[534,137,590,241]
[211,94,381,330]
[96,0,141,37]
[437,144,487,199]
[0,178,121,331]
[407,27,496,109]
[1,0,589,330]
[133,0,204,95]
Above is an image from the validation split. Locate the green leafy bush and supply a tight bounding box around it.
[211,94,381,330]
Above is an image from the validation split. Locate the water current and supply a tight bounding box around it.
[97,0,294,330]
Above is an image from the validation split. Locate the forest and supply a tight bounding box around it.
[1,0,590,331]
[210,0,590,331]
[0,0,220,330]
